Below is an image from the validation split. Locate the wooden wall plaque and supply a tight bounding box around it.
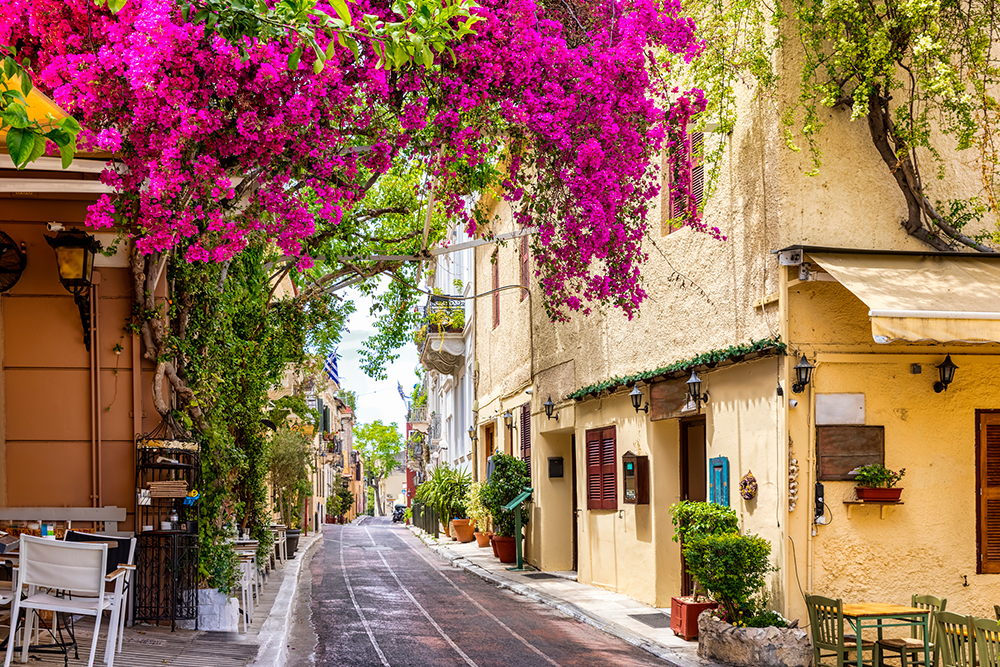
[816,425,885,481]
[650,378,695,421]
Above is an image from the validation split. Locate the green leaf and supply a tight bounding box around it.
[313,58,324,74]
[6,127,34,168]
[287,46,302,71]
[342,35,360,58]
[19,73,31,97]
[27,132,47,165]
[421,44,433,67]
[0,104,30,129]
[330,0,352,24]
[3,57,16,80]
[57,116,82,133]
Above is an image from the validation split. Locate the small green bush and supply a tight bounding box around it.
[480,454,530,537]
[669,500,739,543]
[850,464,905,488]
[683,533,776,622]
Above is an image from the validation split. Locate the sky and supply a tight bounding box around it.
[336,280,418,432]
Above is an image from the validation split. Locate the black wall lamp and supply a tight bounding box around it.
[45,229,101,351]
[629,385,649,414]
[686,371,709,407]
[544,396,560,420]
[503,409,514,441]
[791,355,815,393]
[468,425,478,442]
[934,355,958,393]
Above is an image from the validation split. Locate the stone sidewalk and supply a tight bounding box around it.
[411,527,726,667]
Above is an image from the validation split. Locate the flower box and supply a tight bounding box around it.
[670,596,718,640]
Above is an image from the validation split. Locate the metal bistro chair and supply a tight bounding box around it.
[975,616,1000,667]
[877,595,946,667]
[4,535,127,667]
[65,531,137,657]
[807,594,881,667]
[935,612,976,667]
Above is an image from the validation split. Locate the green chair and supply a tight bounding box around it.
[877,595,945,667]
[936,611,976,667]
[807,594,881,667]
[975,616,1000,667]
[994,606,1000,622]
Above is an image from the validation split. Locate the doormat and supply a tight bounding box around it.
[522,573,559,580]
[628,613,672,629]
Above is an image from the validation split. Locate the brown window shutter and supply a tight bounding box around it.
[980,413,1000,573]
[601,427,617,510]
[520,402,531,469]
[492,251,500,328]
[586,429,603,510]
[691,131,704,208]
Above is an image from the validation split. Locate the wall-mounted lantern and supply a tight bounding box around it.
[686,371,709,407]
[503,409,514,442]
[791,355,815,394]
[629,385,649,414]
[934,355,958,393]
[45,229,101,351]
[544,396,559,421]
[468,425,478,442]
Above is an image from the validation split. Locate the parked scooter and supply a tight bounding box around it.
[392,505,405,523]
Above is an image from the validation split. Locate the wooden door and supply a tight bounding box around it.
[680,418,707,595]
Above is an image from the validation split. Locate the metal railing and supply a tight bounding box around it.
[408,405,428,423]
[411,501,439,539]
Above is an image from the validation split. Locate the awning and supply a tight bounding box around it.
[809,252,1000,344]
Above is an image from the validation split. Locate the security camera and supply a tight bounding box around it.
[789,398,798,408]
[46,222,64,232]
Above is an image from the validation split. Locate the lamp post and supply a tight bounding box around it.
[45,229,101,350]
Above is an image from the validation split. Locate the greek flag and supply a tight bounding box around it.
[397,381,408,403]
[323,349,340,386]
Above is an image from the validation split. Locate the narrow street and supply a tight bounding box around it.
[305,519,669,667]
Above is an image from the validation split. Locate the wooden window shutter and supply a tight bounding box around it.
[491,251,499,328]
[520,235,529,300]
[979,413,1000,573]
[691,131,704,208]
[709,456,730,507]
[520,402,531,469]
[601,427,617,510]
[586,429,603,510]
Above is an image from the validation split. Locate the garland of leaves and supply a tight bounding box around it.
[567,337,785,401]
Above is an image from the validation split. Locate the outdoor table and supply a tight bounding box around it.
[842,603,931,667]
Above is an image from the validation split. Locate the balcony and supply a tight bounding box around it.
[408,405,428,424]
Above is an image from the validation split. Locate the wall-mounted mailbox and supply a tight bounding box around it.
[548,456,564,478]
[622,451,649,504]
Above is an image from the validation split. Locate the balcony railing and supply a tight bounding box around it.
[408,405,428,423]
[422,296,465,333]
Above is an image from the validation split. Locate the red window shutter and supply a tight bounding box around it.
[980,413,1000,573]
[601,427,617,510]
[520,235,529,299]
[586,429,603,510]
[492,251,499,328]
[691,131,704,208]
[520,403,531,474]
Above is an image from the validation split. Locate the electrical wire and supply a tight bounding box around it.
[787,535,809,628]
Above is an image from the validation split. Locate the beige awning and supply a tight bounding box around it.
[809,252,1000,344]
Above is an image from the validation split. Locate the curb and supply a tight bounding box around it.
[250,531,324,667]
[410,527,703,667]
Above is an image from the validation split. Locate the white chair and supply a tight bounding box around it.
[65,531,136,656]
[5,535,127,667]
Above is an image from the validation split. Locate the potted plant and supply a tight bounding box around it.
[480,454,530,563]
[414,465,472,539]
[448,469,475,543]
[466,482,492,547]
[668,501,739,640]
[850,464,905,501]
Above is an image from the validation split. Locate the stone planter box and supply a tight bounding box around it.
[176,588,239,632]
[698,610,811,667]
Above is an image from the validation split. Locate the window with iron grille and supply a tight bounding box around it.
[586,426,617,510]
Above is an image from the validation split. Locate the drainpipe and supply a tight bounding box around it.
[94,274,102,508]
[88,276,100,508]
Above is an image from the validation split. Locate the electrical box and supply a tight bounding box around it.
[622,451,649,504]
[548,456,564,478]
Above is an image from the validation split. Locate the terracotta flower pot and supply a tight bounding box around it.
[669,596,718,641]
[474,531,491,548]
[856,487,903,502]
[490,534,499,557]
[451,519,475,543]
[441,519,451,538]
[493,535,516,563]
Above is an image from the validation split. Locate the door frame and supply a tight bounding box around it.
[679,416,707,596]
[571,433,578,572]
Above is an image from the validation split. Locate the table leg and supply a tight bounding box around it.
[848,618,864,667]
[923,614,930,667]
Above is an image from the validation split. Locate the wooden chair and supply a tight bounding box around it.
[975,616,1000,667]
[807,594,881,667]
[935,611,976,667]
[877,594,945,667]
[994,605,1000,621]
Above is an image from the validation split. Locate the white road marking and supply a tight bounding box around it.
[340,530,391,667]
[364,526,480,667]
[386,525,565,667]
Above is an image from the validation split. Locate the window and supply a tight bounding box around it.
[586,426,617,510]
[979,411,1000,573]
[520,403,531,475]
[662,130,704,235]
[520,235,529,300]
[492,250,499,328]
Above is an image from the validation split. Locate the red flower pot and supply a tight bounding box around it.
[670,596,718,640]
[490,534,499,557]
[855,487,903,502]
[493,536,516,563]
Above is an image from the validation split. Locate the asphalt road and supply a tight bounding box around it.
[303,518,669,667]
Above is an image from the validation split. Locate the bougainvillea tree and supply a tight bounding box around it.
[1,0,704,583]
